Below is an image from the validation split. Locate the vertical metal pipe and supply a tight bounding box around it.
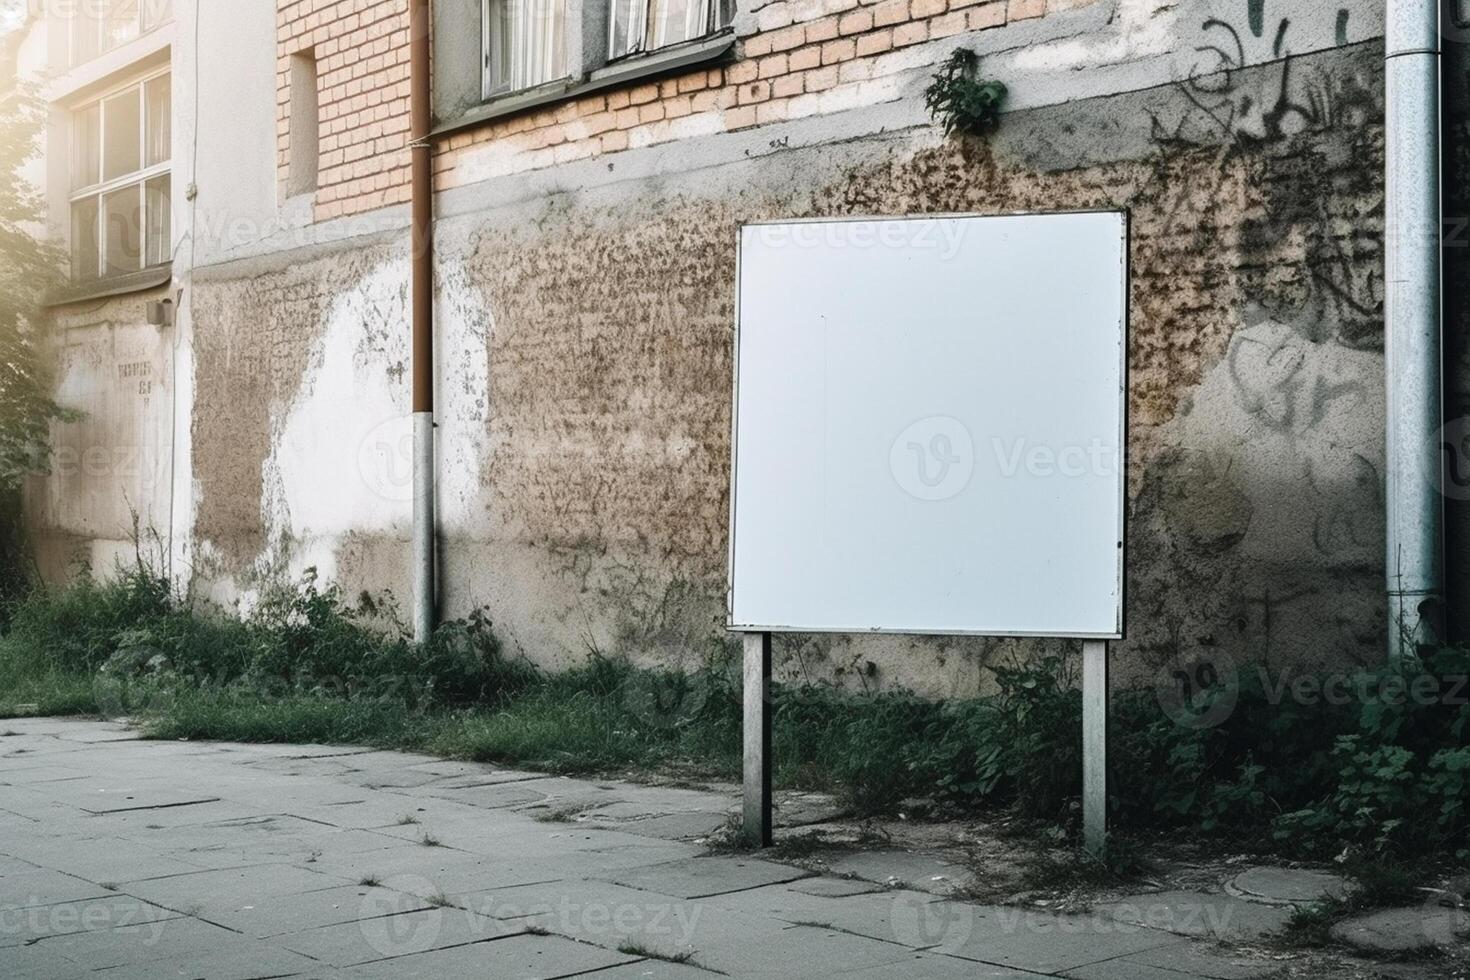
[410,0,436,643]
[1385,0,1444,659]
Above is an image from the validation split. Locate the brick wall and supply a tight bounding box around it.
[277,0,1093,220]
[277,0,412,220]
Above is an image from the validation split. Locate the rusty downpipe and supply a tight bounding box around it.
[410,0,436,643]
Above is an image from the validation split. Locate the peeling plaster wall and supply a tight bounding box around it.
[183,7,1389,695]
[26,293,176,581]
[35,0,1397,697]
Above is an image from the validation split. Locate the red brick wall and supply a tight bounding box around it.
[277,0,412,220]
[278,0,1094,220]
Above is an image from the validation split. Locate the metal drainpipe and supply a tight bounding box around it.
[410,0,436,644]
[1384,0,1445,659]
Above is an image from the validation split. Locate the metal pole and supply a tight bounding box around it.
[409,0,436,643]
[1384,0,1444,659]
[1082,640,1108,859]
[742,631,772,848]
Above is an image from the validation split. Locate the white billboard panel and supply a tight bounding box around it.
[728,211,1127,638]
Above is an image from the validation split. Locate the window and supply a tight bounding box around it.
[70,72,171,281]
[69,0,173,67]
[483,0,569,98]
[464,0,735,118]
[608,0,732,61]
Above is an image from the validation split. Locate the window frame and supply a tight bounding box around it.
[606,0,731,65]
[478,0,732,104]
[68,67,172,283]
[68,0,173,68]
[480,0,574,102]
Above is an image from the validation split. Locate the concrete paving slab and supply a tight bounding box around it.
[347,932,638,979]
[0,939,80,980]
[614,811,732,841]
[119,863,352,910]
[88,943,327,980]
[417,780,557,809]
[0,868,115,910]
[340,767,452,789]
[276,904,525,966]
[0,893,181,950]
[33,913,248,972]
[53,729,144,743]
[0,765,91,784]
[570,958,721,979]
[728,923,937,976]
[3,836,202,884]
[242,756,363,777]
[585,792,741,821]
[818,849,976,895]
[705,884,945,948]
[193,881,434,937]
[307,842,562,899]
[458,876,709,947]
[838,952,1049,979]
[603,856,812,899]
[0,721,1320,980]
[285,797,439,830]
[0,853,39,876]
[1330,905,1470,953]
[51,784,221,815]
[935,906,1185,973]
[85,799,275,834]
[1093,890,1293,941]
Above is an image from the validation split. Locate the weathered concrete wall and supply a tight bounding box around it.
[182,0,1390,695]
[27,292,176,581]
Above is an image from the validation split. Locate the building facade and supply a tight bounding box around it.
[14,0,1431,694]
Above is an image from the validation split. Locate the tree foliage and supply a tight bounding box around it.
[0,85,67,491]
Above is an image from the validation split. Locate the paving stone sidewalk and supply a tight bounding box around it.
[0,719,1297,978]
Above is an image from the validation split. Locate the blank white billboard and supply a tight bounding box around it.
[728,211,1127,639]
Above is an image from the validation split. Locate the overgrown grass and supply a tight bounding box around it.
[2,562,1470,870]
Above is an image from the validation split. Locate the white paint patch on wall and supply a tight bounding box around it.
[265,263,413,569]
[434,262,493,533]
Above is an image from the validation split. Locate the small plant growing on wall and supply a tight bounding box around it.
[924,49,1007,138]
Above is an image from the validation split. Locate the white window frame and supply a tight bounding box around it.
[68,0,173,68]
[68,67,171,282]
